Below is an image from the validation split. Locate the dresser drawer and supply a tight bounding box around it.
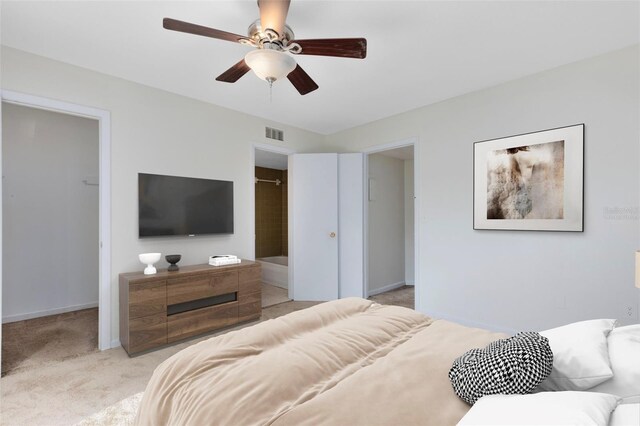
[167,302,239,343]
[238,297,261,323]
[167,271,238,305]
[129,280,167,319]
[238,265,261,323]
[239,266,261,292]
[129,313,167,353]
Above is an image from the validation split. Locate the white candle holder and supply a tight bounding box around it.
[139,253,161,275]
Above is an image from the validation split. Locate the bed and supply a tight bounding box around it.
[135,298,507,425]
[133,298,639,426]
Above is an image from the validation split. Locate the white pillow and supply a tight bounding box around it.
[537,319,616,391]
[609,403,640,426]
[457,392,620,426]
[590,324,640,398]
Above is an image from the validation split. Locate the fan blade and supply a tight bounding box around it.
[216,59,251,83]
[287,65,318,95]
[258,0,290,37]
[291,38,367,59]
[163,18,246,43]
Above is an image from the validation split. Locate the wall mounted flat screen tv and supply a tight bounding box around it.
[138,173,234,237]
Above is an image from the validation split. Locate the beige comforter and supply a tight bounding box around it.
[136,298,506,426]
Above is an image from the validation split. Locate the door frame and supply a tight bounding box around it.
[249,142,295,261]
[249,142,295,296]
[0,90,112,350]
[362,137,420,309]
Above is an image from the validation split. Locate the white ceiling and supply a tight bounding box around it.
[375,145,414,161]
[2,1,638,135]
[255,145,412,168]
[255,148,288,169]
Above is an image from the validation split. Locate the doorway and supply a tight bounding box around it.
[1,102,99,375]
[0,91,112,358]
[365,144,415,309]
[253,146,292,308]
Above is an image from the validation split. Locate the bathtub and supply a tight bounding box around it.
[257,256,288,289]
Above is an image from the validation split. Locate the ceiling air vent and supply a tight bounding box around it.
[265,127,284,141]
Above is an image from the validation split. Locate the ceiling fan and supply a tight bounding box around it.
[163,0,367,95]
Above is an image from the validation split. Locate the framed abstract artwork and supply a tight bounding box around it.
[473,124,584,231]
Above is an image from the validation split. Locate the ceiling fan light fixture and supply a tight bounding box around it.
[244,49,296,83]
[164,0,366,96]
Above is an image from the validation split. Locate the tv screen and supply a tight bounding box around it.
[138,173,233,237]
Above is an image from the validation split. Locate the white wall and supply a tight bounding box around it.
[2,103,99,321]
[404,159,415,286]
[330,45,640,332]
[367,153,405,295]
[0,47,324,344]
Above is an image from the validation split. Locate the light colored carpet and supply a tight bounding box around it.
[1,285,288,376]
[2,287,414,426]
[369,285,415,309]
[261,283,290,308]
[0,301,319,426]
[76,392,143,426]
[2,308,98,376]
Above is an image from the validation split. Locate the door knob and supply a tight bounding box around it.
[329,232,336,238]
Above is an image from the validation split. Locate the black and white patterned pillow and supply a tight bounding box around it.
[448,332,553,405]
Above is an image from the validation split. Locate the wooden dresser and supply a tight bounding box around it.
[119,260,261,355]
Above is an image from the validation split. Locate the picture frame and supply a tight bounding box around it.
[473,124,584,232]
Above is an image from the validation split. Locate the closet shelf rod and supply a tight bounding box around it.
[255,177,281,186]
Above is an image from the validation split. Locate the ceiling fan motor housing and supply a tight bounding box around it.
[243,19,301,54]
[248,19,294,43]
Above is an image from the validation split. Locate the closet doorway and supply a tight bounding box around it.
[365,143,416,309]
[252,145,293,308]
[1,102,99,375]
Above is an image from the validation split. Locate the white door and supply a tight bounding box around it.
[338,153,365,298]
[289,154,339,301]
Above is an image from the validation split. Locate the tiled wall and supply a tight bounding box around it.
[255,167,288,258]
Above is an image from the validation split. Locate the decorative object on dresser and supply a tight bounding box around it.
[165,254,181,271]
[119,260,261,355]
[209,254,241,266]
[473,124,584,232]
[138,252,161,275]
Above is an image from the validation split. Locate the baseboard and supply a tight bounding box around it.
[2,302,99,323]
[405,280,415,286]
[367,281,406,297]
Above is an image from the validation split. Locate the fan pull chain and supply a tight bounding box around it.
[266,77,276,103]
